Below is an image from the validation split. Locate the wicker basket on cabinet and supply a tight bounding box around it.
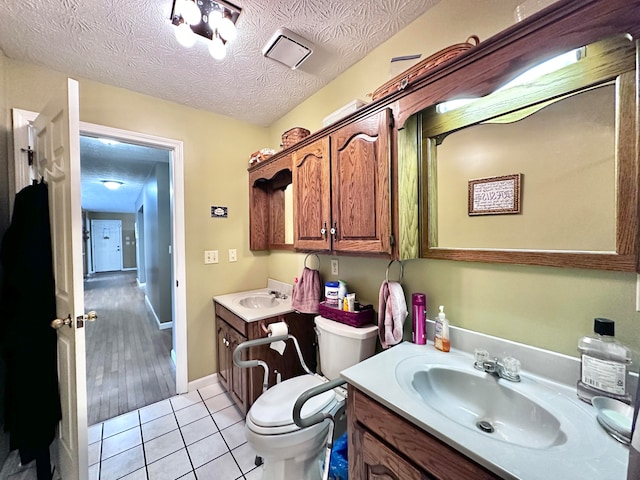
[281,127,311,149]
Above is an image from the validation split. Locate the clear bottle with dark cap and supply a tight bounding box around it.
[577,318,632,404]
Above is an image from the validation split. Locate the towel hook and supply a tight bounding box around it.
[304,253,320,270]
[385,260,404,283]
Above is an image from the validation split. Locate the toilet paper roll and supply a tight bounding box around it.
[268,321,288,355]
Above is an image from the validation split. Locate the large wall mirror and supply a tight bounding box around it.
[420,35,639,271]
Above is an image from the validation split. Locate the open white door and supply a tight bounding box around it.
[33,78,88,480]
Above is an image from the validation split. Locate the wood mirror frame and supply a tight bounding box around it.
[391,0,640,271]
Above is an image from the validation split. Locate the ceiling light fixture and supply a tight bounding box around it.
[102,180,124,190]
[170,0,241,61]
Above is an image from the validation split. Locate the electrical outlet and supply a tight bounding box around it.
[331,259,339,276]
[204,250,218,264]
[229,249,237,262]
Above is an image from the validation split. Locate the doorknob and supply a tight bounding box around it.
[51,315,72,329]
[51,311,97,329]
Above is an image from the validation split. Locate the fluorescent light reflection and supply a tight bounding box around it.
[496,48,582,92]
[436,47,583,114]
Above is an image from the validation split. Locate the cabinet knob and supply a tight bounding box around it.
[330,222,337,239]
[321,222,327,237]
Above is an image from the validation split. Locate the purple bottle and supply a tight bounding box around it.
[412,293,426,345]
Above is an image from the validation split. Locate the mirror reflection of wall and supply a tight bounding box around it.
[427,84,615,252]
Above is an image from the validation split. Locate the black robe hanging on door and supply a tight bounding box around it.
[0,182,62,460]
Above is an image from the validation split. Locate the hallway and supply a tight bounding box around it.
[85,271,176,425]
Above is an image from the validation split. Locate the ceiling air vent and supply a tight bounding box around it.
[262,27,313,70]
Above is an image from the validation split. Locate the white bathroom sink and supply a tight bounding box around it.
[236,293,283,309]
[396,362,565,449]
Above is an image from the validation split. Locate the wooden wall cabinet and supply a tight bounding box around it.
[214,301,316,415]
[249,154,293,251]
[348,386,500,480]
[292,108,393,255]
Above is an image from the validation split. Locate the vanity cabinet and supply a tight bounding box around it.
[292,108,393,255]
[214,301,317,415]
[347,386,500,480]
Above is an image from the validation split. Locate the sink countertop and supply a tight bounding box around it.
[341,341,629,480]
[213,284,294,322]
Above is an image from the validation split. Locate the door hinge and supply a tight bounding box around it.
[388,114,395,129]
[176,280,179,287]
[390,234,396,246]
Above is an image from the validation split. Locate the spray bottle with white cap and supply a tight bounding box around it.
[434,305,450,352]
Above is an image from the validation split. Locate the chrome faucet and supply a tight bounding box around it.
[474,349,521,382]
[269,290,288,299]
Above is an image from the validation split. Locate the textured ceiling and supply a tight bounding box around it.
[1,0,439,127]
[80,136,169,213]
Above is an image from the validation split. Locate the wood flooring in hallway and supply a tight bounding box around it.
[85,271,176,426]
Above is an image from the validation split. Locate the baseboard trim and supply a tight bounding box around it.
[144,295,172,330]
[188,373,219,392]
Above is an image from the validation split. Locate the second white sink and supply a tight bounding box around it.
[236,293,283,309]
[400,363,566,449]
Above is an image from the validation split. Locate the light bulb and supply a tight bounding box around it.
[181,0,202,25]
[175,22,196,47]
[209,37,226,60]
[217,16,237,42]
[208,9,223,28]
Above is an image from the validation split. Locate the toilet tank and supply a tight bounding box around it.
[314,316,378,380]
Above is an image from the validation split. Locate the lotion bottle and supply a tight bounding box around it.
[434,305,450,352]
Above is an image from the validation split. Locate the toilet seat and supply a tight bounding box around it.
[247,374,337,435]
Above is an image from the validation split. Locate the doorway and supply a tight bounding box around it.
[81,134,177,424]
[10,108,188,406]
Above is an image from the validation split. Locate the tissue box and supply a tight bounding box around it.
[322,99,368,127]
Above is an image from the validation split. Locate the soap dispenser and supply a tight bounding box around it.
[434,305,450,352]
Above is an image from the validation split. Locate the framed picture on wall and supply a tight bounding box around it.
[468,174,522,215]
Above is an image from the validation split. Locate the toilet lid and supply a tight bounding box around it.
[248,375,336,428]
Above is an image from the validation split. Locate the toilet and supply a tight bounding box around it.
[244,315,378,480]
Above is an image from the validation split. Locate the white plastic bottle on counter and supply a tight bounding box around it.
[577,318,632,404]
[434,305,450,352]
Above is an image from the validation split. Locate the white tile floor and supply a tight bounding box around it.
[89,382,262,480]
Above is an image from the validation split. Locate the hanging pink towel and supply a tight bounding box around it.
[291,267,322,314]
[378,280,408,349]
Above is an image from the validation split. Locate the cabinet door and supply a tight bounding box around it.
[228,326,248,414]
[331,109,392,254]
[353,425,427,480]
[216,322,231,392]
[293,137,331,250]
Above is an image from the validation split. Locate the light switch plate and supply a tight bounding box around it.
[229,249,237,262]
[204,250,218,264]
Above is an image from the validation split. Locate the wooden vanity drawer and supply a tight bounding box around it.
[215,302,249,336]
[348,386,500,480]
